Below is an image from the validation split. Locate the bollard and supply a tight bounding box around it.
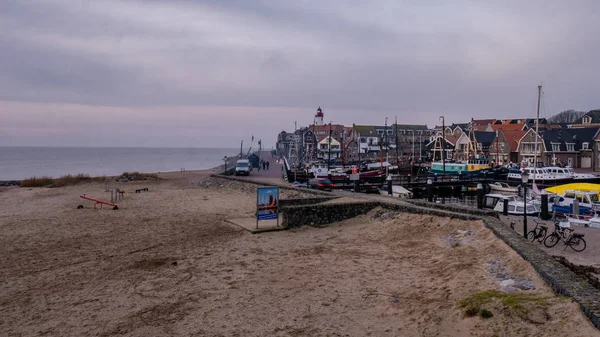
[503,198,509,216]
[427,178,433,202]
[476,183,484,209]
[540,193,549,220]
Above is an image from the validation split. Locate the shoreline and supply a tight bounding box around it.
[0,162,231,187]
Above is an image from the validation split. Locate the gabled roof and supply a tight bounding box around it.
[353,125,377,136]
[499,130,527,152]
[392,124,429,130]
[491,123,526,131]
[426,135,457,150]
[575,110,600,124]
[541,127,599,151]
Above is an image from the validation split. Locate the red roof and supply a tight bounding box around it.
[500,130,527,152]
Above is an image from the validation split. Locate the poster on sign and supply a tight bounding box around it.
[256,187,279,228]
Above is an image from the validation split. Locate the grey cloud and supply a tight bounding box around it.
[1,0,599,147]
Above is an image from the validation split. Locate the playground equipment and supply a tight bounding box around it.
[78,194,119,210]
[111,188,124,203]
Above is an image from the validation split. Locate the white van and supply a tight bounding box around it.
[235,159,252,176]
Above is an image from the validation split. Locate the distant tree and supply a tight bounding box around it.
[547,110,586,124]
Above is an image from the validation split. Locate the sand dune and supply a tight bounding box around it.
[0,175,598,336]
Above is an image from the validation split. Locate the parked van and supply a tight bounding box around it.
[235,159,252,176]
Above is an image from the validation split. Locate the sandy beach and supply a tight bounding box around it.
[0,172,599,336]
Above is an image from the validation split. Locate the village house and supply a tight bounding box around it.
[540,128,598,168]
[515,129,545,165]
[453,131,496,162]
[426,135,457,161]
[572,109,600,128]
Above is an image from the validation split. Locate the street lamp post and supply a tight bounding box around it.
[521,171,529,237]
[223,156,229,175]
[439,116,446,176]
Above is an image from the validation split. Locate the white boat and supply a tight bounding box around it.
[565,215,591,227]
[489,182,518,193]
[379,185,413,198]
[588,214,600,228]
[492,197,540,215]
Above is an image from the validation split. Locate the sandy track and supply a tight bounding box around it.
[0,177,598,336]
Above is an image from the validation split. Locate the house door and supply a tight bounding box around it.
[568,157,573,167]
[581,157,591,168]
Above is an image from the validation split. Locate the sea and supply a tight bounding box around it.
[0,147,239,181]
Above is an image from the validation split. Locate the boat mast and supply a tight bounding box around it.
[496,129,499,166]
[533,84,541,184]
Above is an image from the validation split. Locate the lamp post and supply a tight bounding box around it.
[521,171,529,237]
[439,116,446,176]
[223,156,229,175]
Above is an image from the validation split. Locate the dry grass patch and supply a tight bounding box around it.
[20,174,103,188]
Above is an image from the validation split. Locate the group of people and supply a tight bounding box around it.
[257,159,270,171]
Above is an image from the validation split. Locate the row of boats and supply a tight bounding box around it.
[485,183,600,228]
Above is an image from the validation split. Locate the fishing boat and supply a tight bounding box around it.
[489,182,518,193]
[429,158,491,176]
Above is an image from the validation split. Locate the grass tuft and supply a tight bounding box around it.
[479,309,494,318]
[20,174,103,188]
[117,171,159,181]
[458,290,556,320]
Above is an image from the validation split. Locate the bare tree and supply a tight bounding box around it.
[547,110,586,124]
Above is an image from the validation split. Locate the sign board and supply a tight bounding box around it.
[351,165,358,174]
[257,187,279,227]
[349,174,360,181]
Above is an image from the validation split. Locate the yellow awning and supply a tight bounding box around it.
[544,183,600,195]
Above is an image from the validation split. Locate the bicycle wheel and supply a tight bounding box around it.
[544,233,560,248]
[570,237,587,252]
[527,231,536,242]
[537,229,547,243]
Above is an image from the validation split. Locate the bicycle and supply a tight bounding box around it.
[543,221,586,252]
[527,220,548,243]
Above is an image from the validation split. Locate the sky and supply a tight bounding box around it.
[1,0,599,148]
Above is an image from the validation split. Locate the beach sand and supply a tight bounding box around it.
[0,174,598,336]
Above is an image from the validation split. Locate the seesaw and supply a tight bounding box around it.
[78,194,119,210]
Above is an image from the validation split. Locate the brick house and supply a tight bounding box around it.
[516,129,545,165]
[541,128,598,168]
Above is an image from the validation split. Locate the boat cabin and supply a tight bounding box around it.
[483,194,519,209]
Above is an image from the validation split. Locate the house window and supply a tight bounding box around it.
[582,142,589,150]
[551,143,560,152]
[566,143,575,152]
[583,116,592,124]
[360,137,366,143]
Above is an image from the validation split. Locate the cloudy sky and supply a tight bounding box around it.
[1,0,598,148]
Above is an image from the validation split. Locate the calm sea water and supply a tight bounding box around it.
[0,147,239,180]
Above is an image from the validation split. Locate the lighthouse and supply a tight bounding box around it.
[314,106,324,126]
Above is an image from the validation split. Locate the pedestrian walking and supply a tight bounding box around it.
[262,161,266,171]
[266,161,270,170]
[257,160,261,172]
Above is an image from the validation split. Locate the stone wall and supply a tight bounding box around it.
[482,216,600,329]
[282,201,379,228]
[210,174,333,196]
[404,199,498,218]
[378,201,483,221]
[279,197,337,208]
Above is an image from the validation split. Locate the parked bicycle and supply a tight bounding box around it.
[543,221,586,252]
[527,220,548,243]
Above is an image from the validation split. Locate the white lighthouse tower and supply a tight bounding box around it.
[314,106,324,126]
